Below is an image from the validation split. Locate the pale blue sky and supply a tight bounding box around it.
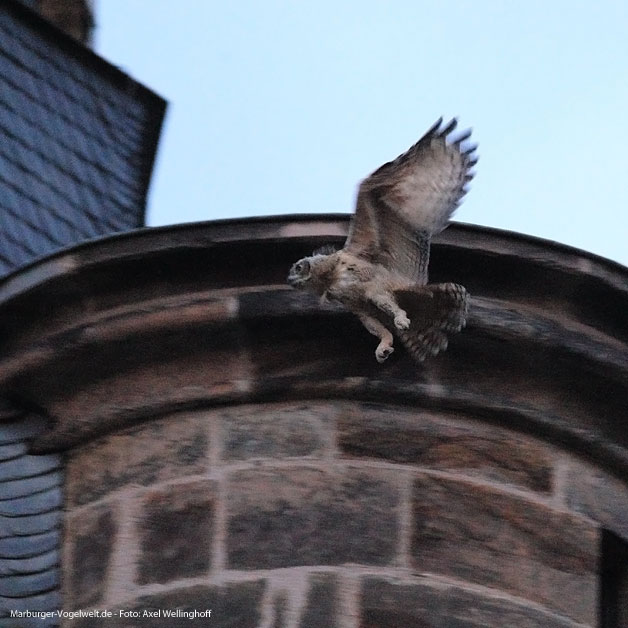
[97,1,628,266]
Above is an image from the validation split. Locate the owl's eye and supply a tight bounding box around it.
[295,262,303,272]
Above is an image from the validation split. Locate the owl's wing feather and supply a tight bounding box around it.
[394,283,469,362]
[344,118,477,283]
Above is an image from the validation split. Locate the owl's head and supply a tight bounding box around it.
[287,246,338,292]
[287,257,314,289]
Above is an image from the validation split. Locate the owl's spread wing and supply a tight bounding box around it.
[344,118,477,283]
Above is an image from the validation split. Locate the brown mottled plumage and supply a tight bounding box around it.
[287,118,477,363]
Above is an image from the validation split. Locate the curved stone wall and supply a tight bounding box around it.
[61,400,603,626]
[0,215,627,626]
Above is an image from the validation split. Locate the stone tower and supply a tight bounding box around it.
[2,215,627,626]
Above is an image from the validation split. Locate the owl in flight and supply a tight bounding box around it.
[288,118,477,363]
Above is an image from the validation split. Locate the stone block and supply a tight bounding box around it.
[411,474,598,624]
[222,402,332,461]
[361,577,585,627]
[298,573,339,628]
[66,412,210,507]
[137,479,215,585]
[227,466,399,569]
[338,404,553,492]
[564,459,628,540]
[66,503,116,609]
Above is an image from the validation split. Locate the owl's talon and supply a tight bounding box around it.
[376,345,394,363]
[394,314,411,330]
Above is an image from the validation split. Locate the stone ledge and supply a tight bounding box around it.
[28,378,628,484]
[0,217,624,488]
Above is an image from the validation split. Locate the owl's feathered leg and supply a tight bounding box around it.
[358,314,395,363]
[367,291,410,330]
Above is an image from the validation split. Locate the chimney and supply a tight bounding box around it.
[34,0,94,45]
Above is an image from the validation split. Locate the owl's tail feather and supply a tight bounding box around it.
[394,283,468,362]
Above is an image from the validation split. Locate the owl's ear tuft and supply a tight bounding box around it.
[312,244,337,256]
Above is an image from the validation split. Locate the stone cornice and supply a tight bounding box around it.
[0,216,626,479]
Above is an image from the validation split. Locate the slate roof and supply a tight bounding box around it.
[0,0,166,276]
[0,403,61,626]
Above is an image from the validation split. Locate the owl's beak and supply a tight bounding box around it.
[287,266,305,288]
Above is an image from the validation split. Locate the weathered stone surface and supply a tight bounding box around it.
[66,413,210,507]
[411,474,598,624]
[361,577,584,627]
[564,459,628,540]
[137,480,214,585]
[227,467,399,569]
[222,403,332,461]
[339,404,554,493]
[37,323,251,452]
[298,574,339,628]
[68,582,265,628]
[272,591,288,628]
[66,504,116,609]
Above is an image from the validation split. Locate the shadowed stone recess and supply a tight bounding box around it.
[360,577,584,627]
[411,474,598,624]
[227,467,399,569]
[298,573,339,628]
[338,404,554,493]
[222,402,332,461]
[67,504,116,610]
[66,413,210,507]
[138,480,215,585]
